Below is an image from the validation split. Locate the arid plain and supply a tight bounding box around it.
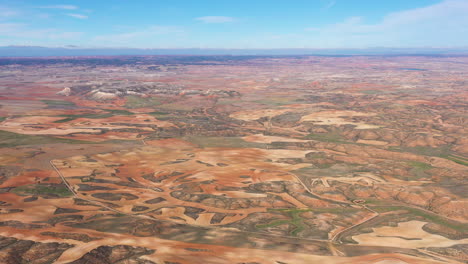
[0,55,466,263]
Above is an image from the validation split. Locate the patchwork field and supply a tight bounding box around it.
[0,55,467,263]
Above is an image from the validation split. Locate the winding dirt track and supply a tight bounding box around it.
[50,159,343,262]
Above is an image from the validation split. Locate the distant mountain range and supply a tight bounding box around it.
[1,46,468,57]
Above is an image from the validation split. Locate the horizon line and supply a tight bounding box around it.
[2,46,468,57]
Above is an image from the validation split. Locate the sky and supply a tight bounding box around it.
[0,0,467,49]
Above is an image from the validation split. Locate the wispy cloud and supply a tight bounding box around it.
[305,16,364,32]
[0,23,25,34]
[322,0,336,10]
[39,5,78,10]
[0,7,19,18]
[195,16,234,23]
[37,13,51,19]
[92,25,185,46]
[304,0,468,47]
[0,22,82,40]
[48,31,83,39]
[67,13,88,19]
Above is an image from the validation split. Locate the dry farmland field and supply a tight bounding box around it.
[0,55,467,263]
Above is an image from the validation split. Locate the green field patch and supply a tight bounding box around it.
[256,219,291,229]
[153,116,172,121]
[124,95,163,109]
[446,155,468,166]
[54,109,134,123]
[389,145,452,158]
[148,111,169,116]
[0,130,92,147]
[0,116,6,122]
[158,103,197,111]
[291,163,364,179]
[305,132,351,144]
[53,117,78,123]
[407,161,433,170]
[304,152,327,159]
[13,184,73,197]
[359,90,382,95]
[147,111,170,120]
[100,139,143,145]
[359,199,389,206]
[449,154,468,161]
[42,100,76,107]
[53,113,113,123]
[104,109,134,115]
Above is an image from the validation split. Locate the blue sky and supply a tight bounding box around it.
[0,0,467,48]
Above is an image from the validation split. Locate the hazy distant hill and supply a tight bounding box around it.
[1,46,468,57]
